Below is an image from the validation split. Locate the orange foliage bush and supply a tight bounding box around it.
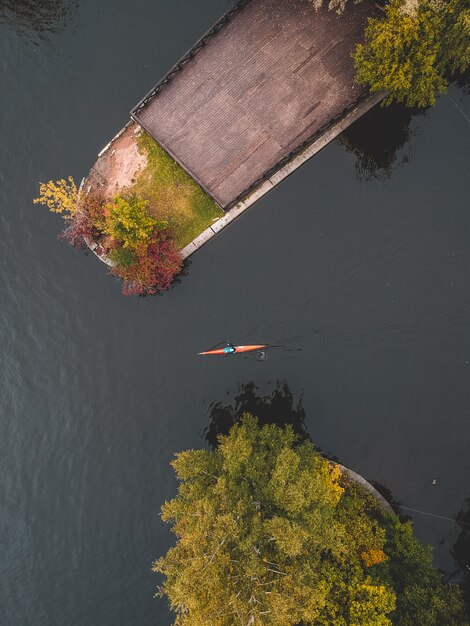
[361,549,388,567]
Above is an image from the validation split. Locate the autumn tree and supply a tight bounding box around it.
[34,179,181,295]
[107,246,136,268]
[35,180,105,248]
[383,516,469,624]
[110,230,182,296]
[103,194,160,250]
[354,0,470,107]
[154,415,468,626]
[155,416,394,625]
[34,176,78,218]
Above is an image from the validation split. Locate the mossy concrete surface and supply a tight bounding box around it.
[133,132,223,249]
[86,122,223,250]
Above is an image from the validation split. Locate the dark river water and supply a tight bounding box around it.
[1,1,470,624]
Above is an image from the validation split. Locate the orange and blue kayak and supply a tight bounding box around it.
[199,344,267,355]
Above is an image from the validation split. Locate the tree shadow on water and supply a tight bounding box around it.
[0,0,78,33]
[204,381,310,449]
[337,101,428,181]
[450,68,470,96]
[451,496,470,615]
[370,481,411,523]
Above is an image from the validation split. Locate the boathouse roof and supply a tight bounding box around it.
[131,0,376,209]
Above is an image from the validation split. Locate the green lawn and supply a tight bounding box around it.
[132,132,223,249]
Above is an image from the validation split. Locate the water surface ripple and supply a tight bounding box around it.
[1,1,469,624]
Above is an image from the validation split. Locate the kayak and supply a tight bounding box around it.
[199,344,267,355]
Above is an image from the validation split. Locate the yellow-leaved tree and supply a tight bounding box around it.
[354,0,470,108]
[34,176,78,218]
[103,194,160,250]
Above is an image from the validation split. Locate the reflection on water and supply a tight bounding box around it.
[204,381,309,448]
[451,68,470,96]
[370,482,412,523]
[452,497,470,615]
[337,102,427,181]
[0,0,78,32]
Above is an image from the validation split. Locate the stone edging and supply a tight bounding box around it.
[180,91,386,259]
[83,235,115,267]
[97,120,134,159]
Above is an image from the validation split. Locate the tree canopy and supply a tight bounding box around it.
[154,415,467,625]
[34,177,78,218]
[354,0,470,107]
[308,0,355,14]
[103,194,160,251]
[34,181,182,295]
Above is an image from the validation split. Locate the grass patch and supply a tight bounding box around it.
[132,132,223,249]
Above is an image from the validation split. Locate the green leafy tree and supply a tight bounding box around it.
[354,0,470,107]
[154,415,467,626]
[382,517,468,625]
[107,246,136,268]
[443,1,470,74]
[154,416,395,625]
[103,194,159,250]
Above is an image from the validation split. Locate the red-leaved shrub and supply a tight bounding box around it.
[111,231,182,296]
[58,212,95,249]
[57,189,181,296]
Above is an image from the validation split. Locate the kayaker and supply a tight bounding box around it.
[223,342,237,355]
[198,343,267,356]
